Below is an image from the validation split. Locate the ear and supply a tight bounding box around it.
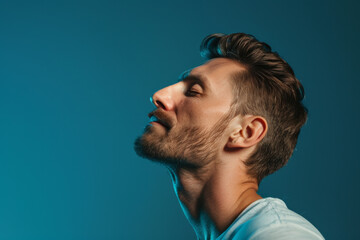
[226,115,268,149]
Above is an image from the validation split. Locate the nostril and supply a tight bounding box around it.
[156,100,166,110]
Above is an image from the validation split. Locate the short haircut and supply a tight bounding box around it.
[200,33,308,183]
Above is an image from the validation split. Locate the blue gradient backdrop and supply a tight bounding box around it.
[1,0,358,239]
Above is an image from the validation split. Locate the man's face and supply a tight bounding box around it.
[135,58,245,167]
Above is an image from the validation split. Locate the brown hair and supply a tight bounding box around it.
[200,33,308,183]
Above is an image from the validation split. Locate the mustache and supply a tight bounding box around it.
[148,109,174,129]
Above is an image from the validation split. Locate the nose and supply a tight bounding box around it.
[151,84,176,111]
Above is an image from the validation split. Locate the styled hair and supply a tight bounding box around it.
[200,33,308,183]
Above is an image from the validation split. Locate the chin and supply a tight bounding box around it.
[134,133,170,160]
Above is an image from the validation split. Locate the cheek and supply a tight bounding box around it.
[178,98,231,128]
[176,99,203,125]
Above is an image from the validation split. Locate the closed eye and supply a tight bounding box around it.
[185,84,202,97]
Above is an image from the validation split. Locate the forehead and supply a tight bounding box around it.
[189,58,246,91]
[193,58,244,73]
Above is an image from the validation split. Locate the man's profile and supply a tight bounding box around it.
[134,33,324,240]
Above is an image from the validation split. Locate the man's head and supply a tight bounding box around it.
[134,58,243,168]
[135,33,307,183]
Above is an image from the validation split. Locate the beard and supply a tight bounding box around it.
[134,109,233,168]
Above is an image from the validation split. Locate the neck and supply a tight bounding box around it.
[167,159,261,240]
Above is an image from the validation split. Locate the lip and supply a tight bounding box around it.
[148,113,170,129]
[149,121,166,128]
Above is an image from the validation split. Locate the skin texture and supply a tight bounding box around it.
[135,58,268,240]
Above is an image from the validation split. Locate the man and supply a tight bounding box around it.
[134,33,324,240]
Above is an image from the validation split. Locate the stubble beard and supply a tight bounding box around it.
[134,111,233,168]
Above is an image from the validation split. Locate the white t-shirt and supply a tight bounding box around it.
[217,198,324,240]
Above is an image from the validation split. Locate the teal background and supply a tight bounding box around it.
[1,0,359,239]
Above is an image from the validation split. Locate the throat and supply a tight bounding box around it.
[169,164,261,237]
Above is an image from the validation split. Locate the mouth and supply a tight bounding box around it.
[148,114,170,129]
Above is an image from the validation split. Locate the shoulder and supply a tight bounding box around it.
[218,198,324,240]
